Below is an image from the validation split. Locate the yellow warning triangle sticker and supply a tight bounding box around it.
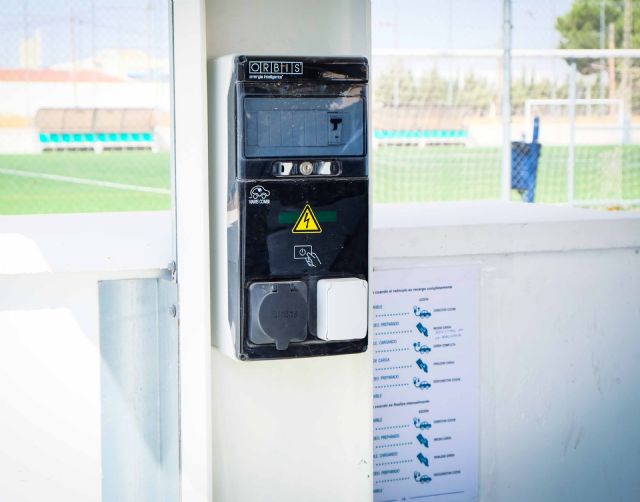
[292,204,322,234]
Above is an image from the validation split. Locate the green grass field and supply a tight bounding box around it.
[0,147,638,215]
[0,152,171,214]
[373,145,640,204]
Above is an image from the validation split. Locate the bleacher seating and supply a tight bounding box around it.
[35,108,157,152]
[372,106,470,147]
[373,128,469,147]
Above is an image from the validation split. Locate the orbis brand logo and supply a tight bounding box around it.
[248,61,303,75]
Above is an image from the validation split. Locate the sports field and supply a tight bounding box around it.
[0,147,639,214]
[374,145,640,205]
[0,152,172,214]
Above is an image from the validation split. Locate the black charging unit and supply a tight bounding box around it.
[211,55,369,361]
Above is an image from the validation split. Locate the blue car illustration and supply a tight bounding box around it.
[413,306,432,318]
[416,452,429,467]
[413,377,431,390]
[413,417,432,430]
[416,433,429,448]
[416,358,429,374]
[414,471,432,484]
[413,342,431,354]
[416,322,429,337]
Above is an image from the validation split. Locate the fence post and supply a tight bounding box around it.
[622,0,632,144]
[567,59,577,206]
[501,0,512,202]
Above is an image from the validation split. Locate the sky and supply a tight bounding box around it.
[0,0,169,68]
[0,0,576,68]
[370,0,579,81]
[372,0,574,50]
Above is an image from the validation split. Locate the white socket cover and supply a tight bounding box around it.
[316,278,368,341]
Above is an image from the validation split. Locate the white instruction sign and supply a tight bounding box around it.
[373,266,479,502]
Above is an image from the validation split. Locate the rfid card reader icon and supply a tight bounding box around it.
[416,433,429,448]
[416,322,429,338]
[416,358,429,374]
[294,245,321,268]
[416,452,429,467]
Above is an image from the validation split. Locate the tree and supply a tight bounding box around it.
[373,61,419,106]
[555,0,640,74]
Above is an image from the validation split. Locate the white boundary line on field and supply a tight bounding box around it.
[0,168,171,195]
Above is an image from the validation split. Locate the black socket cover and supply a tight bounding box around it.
[257,286,308,350]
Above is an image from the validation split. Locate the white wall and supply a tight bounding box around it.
[206,0,370,58]
[374,202,640,501]
[204,0,373,500]
[1,207,639,502]
[0,274,102,502]
[172,1,213,501]
[0,212,172,501]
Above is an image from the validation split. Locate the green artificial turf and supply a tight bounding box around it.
[372,144,640,204]
[0,151,171,214]
[1,147,638,215]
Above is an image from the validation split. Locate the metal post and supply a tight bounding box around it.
[618,99,625,144]
[599,0,605,111]
[392,0,399,108]
[524,100,531,140]
[622,0,632,143]
[568,60,577,206]
[69,10,78,107]
[91,0,96,104]
[99,279,179,502]
[501,0,512,201]
[392,65,400,108]
[23,0,31,118]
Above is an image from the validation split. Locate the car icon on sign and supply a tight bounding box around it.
[413,417,432,430]
[413,306,431,318]
[249,185,270,200]
[414,471,432,484]
[413,377,431,390]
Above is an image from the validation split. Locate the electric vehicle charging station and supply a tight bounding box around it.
[2,2,640,501]
[209,55,370,360]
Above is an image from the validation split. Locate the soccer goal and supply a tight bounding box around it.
[523,98,640,208]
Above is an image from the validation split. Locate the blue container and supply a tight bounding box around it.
[511,117,542,203]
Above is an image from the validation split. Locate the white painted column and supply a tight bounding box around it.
[205,1,372,500]
[172,1,213,501]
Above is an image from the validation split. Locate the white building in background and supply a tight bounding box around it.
[19,29,42,69]
[0,68,170,153]
[52,49,171,81]
[3,36,170,120]
[0,68,170,118]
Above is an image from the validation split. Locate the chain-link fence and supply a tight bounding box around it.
[371,0,640,210]
[371,50,640,208]
[0,0,171,215]
[514,52,640,208]
[372,54,504,203]
[4,0,640,212]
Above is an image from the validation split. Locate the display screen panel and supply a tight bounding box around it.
[243,97,365,158]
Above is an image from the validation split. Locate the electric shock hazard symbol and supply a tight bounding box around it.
[292,204,322,234]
